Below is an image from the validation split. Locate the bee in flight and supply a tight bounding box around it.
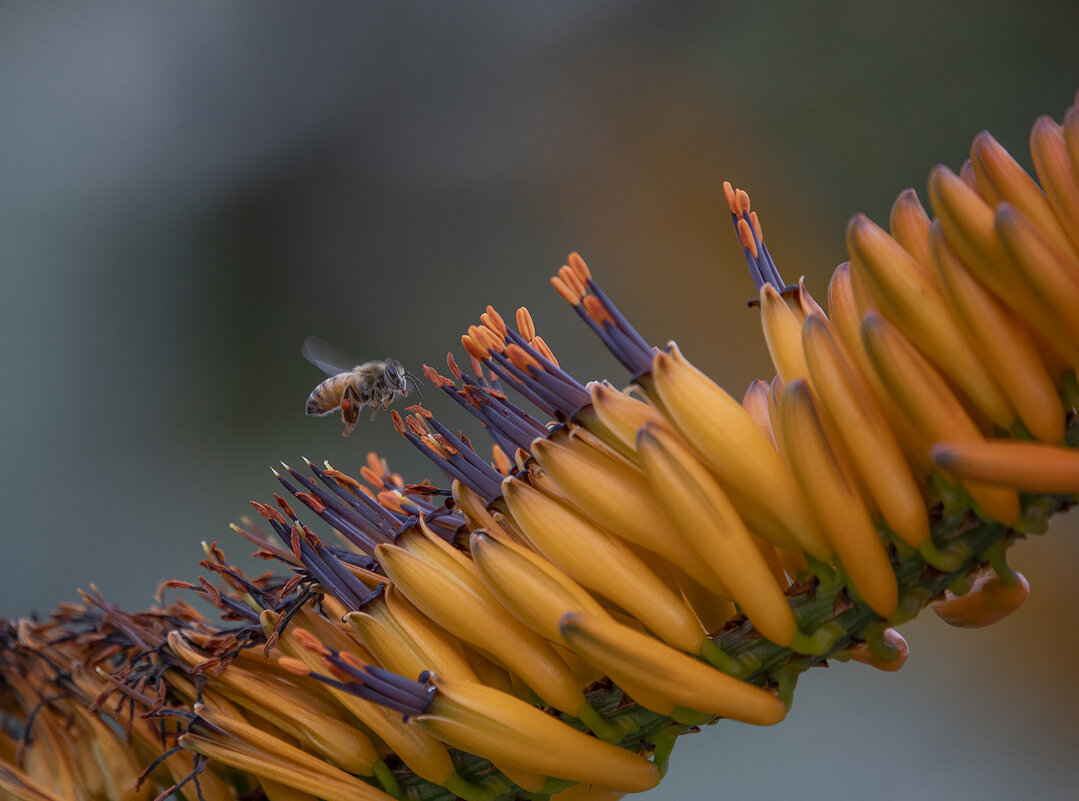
[302,336,423,437]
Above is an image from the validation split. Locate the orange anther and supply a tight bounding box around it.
[484,305,508,335]
[749,210,763,242]
[551,275,582,305]
[737,218,759,258]
[292,628,329,655]
[516,307,536,340]
[722,181,737,214]
[276,657,311,675]
[567,252,592,281]
[506,343,541,373]
[391,410,407,435]
[492,444,513,475]
[461,334,489,361]
[582,295,614,325]
[360,465,384,489]
[446,352,464,380]
[530,335,559,367]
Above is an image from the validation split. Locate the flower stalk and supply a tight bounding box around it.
[4,90,1079,801]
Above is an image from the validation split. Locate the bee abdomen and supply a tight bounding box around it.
[305,376,347,416]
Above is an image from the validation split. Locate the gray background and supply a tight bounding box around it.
[2,2,1078,799]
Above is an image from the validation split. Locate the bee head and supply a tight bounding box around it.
[384,360,408,393]
[385,359,424,400]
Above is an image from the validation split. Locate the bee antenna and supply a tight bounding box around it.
[405,372,424,400]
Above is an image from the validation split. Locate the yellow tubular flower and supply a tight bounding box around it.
[373,524,589,717]
[929,221,1065,443]
[929,164,1079,368]
[931,439,1079,493]
[414,676,661,793]
[742,379,778,446]
[635,422,798,646]
[995,202,1079,358]
[826,263,934,481]
[650,344,831,560]
[1031,115,1079,255]
[774,380,897,616]
[343,588,481,684]
[559,613,787,726]
[527,427,719,589]
[802,313,929,548]
[847,213,1016,429]
[0,761,70,801]
[971,130,1074,257]
[1066,103,1079,181]
[259,779,321,801]
[470,530,611,645]
[182,704,395,801]
[452,480,531,547]
[860,313,1020,525]
[501,476,708,654]
[959,158,982,193]
[167,631,379,776]
[345,607,440,682]
[889,189,936,276]
[264,612,461,789]
[759,283,810,382]
[65,706,151,801]
[587,381,668,453]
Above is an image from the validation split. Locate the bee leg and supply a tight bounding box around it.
[341,386,360,436]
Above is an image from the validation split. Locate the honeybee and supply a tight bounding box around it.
[302,337,422,437]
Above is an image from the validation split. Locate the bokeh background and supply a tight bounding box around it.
[3,2,1079,799]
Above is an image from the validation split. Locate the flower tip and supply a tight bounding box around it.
[859,309,884,336]
[929,443,958,470]
[970,129,996,151]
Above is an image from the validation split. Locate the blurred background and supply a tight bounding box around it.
[2,1,1079,799]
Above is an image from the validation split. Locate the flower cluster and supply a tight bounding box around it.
[3,92,1079,801]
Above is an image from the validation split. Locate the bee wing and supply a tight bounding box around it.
[301,336,357,376]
